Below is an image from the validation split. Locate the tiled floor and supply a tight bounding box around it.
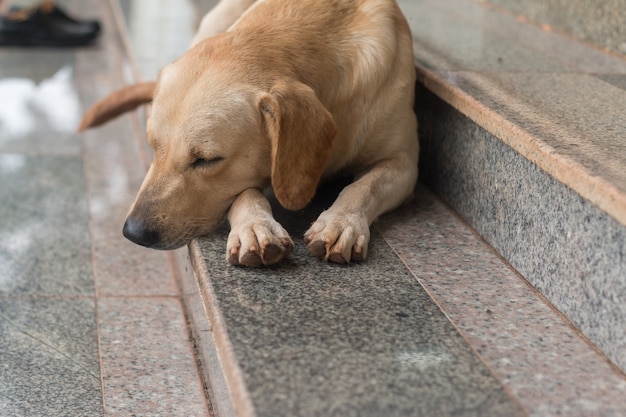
[0,0,210,415]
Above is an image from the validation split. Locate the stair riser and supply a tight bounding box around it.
[415,83,626,372]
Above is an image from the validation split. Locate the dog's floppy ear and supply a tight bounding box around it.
[78,81,156,131]
[258,79,337,210]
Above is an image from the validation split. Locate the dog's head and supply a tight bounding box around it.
[80,43,336,250]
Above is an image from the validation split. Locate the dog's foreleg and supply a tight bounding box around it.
[304,151,418,263]
[191,0,258,46]
[226,188,294,267]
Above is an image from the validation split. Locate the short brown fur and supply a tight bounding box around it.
[79,0,419,266]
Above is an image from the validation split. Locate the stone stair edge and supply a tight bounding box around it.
[414,64,626,229]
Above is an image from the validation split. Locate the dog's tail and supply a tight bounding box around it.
[78,81,156,131]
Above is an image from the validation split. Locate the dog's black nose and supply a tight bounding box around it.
[123,217,160,248]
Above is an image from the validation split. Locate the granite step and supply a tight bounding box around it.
[477,0,626,57]
[396,0,626,372]
[178,184,626,417]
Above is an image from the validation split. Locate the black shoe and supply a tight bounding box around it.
[0,4,101,47]
[17,3,102,35]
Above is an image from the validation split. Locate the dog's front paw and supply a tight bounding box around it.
[304,212,370,263]
[226,219,294,267]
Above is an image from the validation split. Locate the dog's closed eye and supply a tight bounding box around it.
[191,156,224,169]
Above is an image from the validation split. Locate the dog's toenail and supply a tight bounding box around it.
[263,244,282,264]
[241,252,262,267]
[328,253,348,264]
[307,240,326,258]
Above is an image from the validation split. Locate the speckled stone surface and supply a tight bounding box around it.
[479,0,626,56]
[396,0,626,372]
[98,297,209,416]
[0,155,93,295]
[397,0,626,228]
[193,185,524,417]
[0,298,102,417]
[448,71,626,192]
[178,247,237,417]
[399,0,626,73]
[415,84,626,372]
[377,185,626,417]
[0,0,211,415]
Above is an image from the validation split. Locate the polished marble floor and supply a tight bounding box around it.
[0,0,210,415]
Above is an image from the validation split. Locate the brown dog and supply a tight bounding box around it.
[80,0,418,267]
